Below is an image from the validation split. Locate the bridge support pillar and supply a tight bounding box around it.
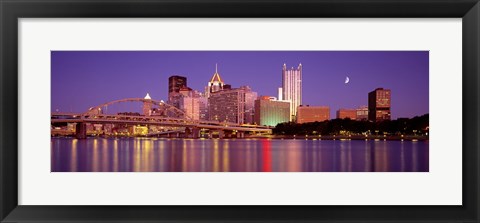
[238,132,245,139]
[75,122,87,139]
[218,130,224,139]
[191,128,200,139]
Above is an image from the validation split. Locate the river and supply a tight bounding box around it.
[51,137,429,172]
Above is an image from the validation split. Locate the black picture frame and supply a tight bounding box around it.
[1,0,479,222]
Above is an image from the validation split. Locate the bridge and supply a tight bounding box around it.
[51,97,272,139]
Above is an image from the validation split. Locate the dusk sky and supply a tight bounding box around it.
[51,51,428,119]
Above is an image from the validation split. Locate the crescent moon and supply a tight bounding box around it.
[345,76,350,84]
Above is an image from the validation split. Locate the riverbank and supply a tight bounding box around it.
[52,134,428,141]
[247,135,428,141]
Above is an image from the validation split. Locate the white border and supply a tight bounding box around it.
[19,19,462,205]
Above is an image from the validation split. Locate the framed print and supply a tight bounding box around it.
[49,50,430,173]
[1,0,479,222]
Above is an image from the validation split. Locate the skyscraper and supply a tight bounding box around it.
[208,86,257,124]
[168,75,187,94]
[280,63,302,121]
[205,64,225,98]
[198,95,209,121]
[244,88,258,124]
[180,96,200,120]
[168,75,187,109]
[368,88,391,122]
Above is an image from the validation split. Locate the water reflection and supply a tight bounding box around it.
[51,138,429,172]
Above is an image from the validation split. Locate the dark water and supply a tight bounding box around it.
[51,137,429,172]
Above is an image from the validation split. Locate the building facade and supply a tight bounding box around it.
[142,93,152,116]
[297,105,330,124]
[356,106,369,121]
[280,63,302,121]
[368,88,391,122]
[198,96,209,121]
[168,75,187,109]
[336,108,357,120]
[244,89,258,124]
[180,96,200,120]
[208,86,257,124]
[168,75,187,94]
[179,86,193,97]
[254,96,290,126]
[172,86,204,121]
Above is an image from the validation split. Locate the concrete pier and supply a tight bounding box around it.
[75,122,87,139]
[191,127,200,139]
[237,132,245,139]
[218,130,224,139]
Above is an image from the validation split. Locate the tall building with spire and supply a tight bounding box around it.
[280,63,302,121]
[205,64,225,98]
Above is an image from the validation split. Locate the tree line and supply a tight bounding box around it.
[273,114,429,136]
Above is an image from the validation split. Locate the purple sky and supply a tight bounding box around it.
[51,51,429,119]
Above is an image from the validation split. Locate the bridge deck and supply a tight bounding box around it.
[52,116,272,133]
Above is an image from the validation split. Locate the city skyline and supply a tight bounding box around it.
[51,51,429,119]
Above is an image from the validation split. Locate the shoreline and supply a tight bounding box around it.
[51,134,428,141]
[249,135,428,141]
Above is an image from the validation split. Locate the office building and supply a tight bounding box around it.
[180,96,200,120]
[168,75,187,109]
[297,105,330,124]
[244,88,258,124]
[356,106,369,121]
[368,88,391,122]
[208,86,257,124]
[198,96,209,121]
[279,63,302,121]
[254,96,290,126]
[168,75,187,94]
[179,86,193,97]
[336,109,357,120]
[172,86,203,121]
